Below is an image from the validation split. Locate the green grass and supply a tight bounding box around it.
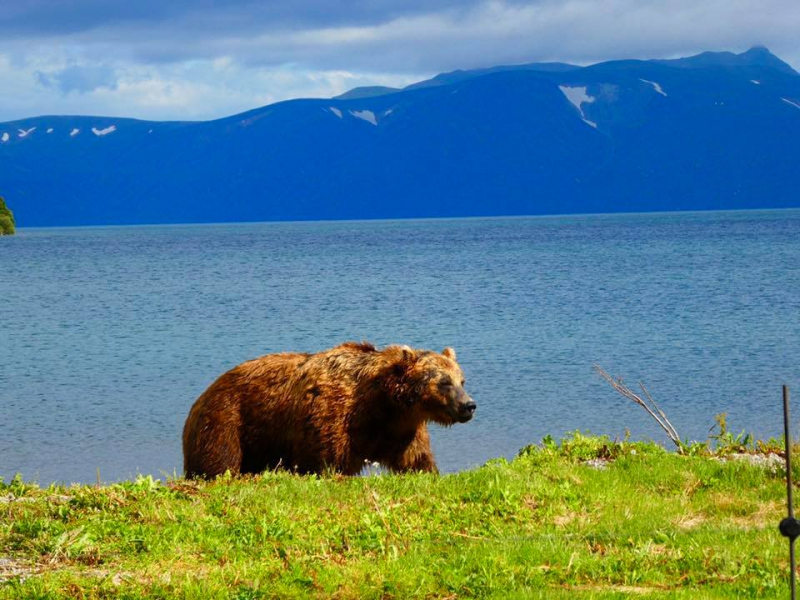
[0,433,791,598]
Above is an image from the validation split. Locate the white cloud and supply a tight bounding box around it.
[0,54,421,121]
[57,0,796,72]
[0,0,798,121]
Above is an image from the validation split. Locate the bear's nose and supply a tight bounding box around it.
[461,400,477,415]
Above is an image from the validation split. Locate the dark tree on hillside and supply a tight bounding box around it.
[0,195,15,235]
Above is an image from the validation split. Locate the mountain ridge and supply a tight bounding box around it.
[336,46,796,104]
[1,47,799,227]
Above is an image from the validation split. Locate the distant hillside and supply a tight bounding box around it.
[1,47,799,227]
[334,86,402,100]
[340,61,581,99]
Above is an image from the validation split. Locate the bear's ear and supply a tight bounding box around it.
[442,347,457,361]
[392,346,416,377]
[397,346,418,366]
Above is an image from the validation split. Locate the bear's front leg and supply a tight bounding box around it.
[385,428,439,474]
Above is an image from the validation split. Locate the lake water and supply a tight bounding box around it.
[2,210,799,485]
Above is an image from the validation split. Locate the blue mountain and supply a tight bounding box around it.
[1,47,799,227]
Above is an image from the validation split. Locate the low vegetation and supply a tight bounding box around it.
[0,432,792,599]
[0,196,15,235]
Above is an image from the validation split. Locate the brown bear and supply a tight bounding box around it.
[182,342,476,478]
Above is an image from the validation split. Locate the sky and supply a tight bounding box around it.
[1,0,799,122]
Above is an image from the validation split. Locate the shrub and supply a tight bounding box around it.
[0,195,15,235]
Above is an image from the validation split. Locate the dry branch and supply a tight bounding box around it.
[594,365,682,450]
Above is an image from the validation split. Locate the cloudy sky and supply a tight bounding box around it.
[1,0,798,122]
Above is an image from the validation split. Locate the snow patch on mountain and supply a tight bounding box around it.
[18,127,36,138]
[47,128,54,133]
[751,80,761,85]
[1,133,8,143]
[640,79,667,96]
[782,98,800,110]
[559,85,597,128]
[70,128,80,137]
[92,126,116,136]
[329,107,343,118]
[350,110,377,125]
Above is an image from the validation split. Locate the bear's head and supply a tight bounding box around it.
[392,346,476,425]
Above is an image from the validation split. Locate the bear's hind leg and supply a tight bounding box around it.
[185,429,243,479]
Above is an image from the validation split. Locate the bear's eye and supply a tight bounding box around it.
[439,377,453,388]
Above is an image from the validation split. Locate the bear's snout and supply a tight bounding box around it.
[456,398,477,422]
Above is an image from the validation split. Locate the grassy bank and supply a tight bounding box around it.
[0,434,791,599]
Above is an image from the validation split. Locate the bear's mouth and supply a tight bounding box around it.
[451,401,476,423]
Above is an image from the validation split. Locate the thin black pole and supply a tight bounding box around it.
[784,385,796,600]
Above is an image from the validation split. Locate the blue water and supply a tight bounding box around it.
[1,210,799,485]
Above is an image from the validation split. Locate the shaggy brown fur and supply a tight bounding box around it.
[182,342,477,478]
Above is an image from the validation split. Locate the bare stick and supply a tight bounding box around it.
[594,365,682,449]
[594,367,672,434]
[639,381,680,442]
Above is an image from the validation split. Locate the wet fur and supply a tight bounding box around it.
[182,342,471,478]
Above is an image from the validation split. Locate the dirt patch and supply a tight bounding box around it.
[565,584,659,594]
[0,556,43,582]
[0,494,71,505]
[674,514,706,530]
[729,500,783,530]
[582,458,611,470]
[724,453,783,474]
[553,513,576,527]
